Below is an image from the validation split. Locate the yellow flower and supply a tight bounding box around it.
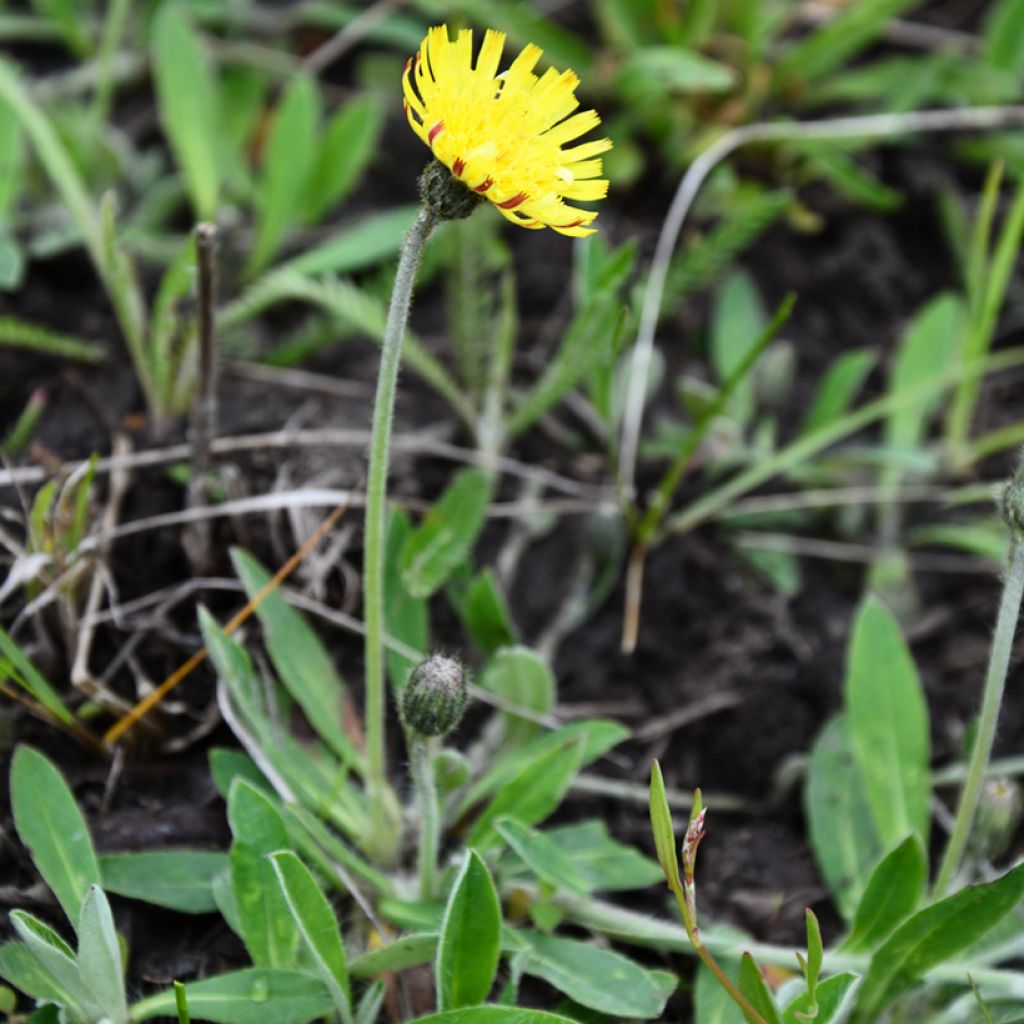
[403,25,611,238]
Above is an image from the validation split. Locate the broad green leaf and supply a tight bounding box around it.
[537,820,662,892]
[76,885,127,1024]
[302,97,381,223]
[0,940,82,1009]
[711,269,765,424]
[0,625,74,723]
[384,508,428,693]
[886,293,963,451]
[408,1010,579,1024]
[479,646,555,746]
[842,835,927,953]
[468,737,585,849]
[799,349,875,436]
[401,468,493,598]
[738,954,781,1024]
[269,851,351,1019]
[209,748,271,802]
[495,817,589,896]
[283,205,419,277]
[520,930,674,1019]
[100,850,227,914]
[845,597,930,850]
[649,760,681,892]
[11,745,101,926]
[228,779,300,970]
[436,851,501,1010]
[350,933,438,979]
[10,911,90,1009]
[463,570,516,654]
[853,861,1024,1022]
[151,3,220,219]
[130,969,333,1024]
[782,972,858,1024]
[804,716,881,920]
[247,75,319,276]
[456,720,628,818]
[231,549,363,772]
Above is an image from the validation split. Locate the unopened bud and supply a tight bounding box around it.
[400,654,467,737]
[419,160,484,221]
[970,777,1023,861]
[999,449,1024,539]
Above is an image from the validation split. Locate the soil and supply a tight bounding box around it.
[3,7,1024,1020]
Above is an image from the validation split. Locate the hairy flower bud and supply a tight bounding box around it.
[401,654,468,737]
[419,160,484,222]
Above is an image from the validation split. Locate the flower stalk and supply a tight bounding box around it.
[934,452,1024,897]
[363,206,436,860]
[410,736,441,899]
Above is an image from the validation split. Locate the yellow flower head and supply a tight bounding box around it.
[403,25,612,237]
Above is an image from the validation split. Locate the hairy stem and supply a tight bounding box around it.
[934,537,1024,897]
[363,207,436,860]
[410,736,441,900]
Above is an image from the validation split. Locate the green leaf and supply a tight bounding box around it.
[495,817,589,896]
[853,861,1024,1022]
[845,597,930,850]
[10,745,101,926]
[10,912,92,1012]
[520,930,674,1019]
[804,716,882,920]
[29,0,89,55]
[231,548,363,772]
[209,748,271,802]
[384,508,428,693]
[407,1010,579,1024]
[738,954,781,1024]
[649,760,681,892]
[782,973,858,1024]
[76,885,127,1024]
[711,269,765,424]
[282,205,419,277]
[401,468,493,599]
[457,720,627,818]
[468,737,585,849]
[130,969,333,1024]
[247,75,319,276]
[463,569,516,654]
[0,940,76,1007]
[269,851,351,1020]
[616,46,734,102]
[778,0,921,84]
[100,850,227,914]
[479,646,555,746]
[886,293,963,451]
[228,779,300,970]
[349,933,438,980]
[696,957,745,1024]
[984,0,1024,78]
[151,2,221,219]
[799,349,875,437]
[533,820,663,893]
[301,97,381,223]
[436,850,501,1010]
[0,316,105,364]
[842,835,927,953]
[0,626,75,724]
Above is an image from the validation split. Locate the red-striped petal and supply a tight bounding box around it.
[497,192,528,209]
[474,177,494,193]
[453,157,465,177]
[428,121,445,144]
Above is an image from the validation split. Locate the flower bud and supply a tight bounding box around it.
[400,654,468,737]
[970,777,1022,861]
[419,160,484,221]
